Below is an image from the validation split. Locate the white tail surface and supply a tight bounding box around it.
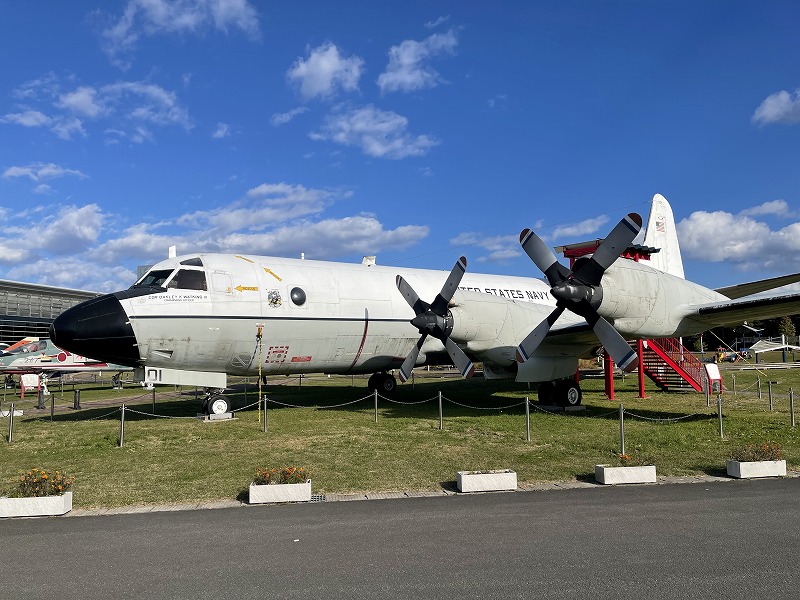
[641,193,684,279]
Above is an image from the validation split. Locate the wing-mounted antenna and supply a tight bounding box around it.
[517,213,642,372]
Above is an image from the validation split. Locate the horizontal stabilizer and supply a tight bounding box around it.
[691,293,800,329]
[715,272,800,299]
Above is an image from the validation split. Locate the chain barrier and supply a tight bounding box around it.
[125,408,196,420]
[382,395,439,405]
[232,400,261,413]
[441,395,526,411]
[622,409,706,423]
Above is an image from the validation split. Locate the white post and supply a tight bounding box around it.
[119,404,126,447]
[525,397,531,442]
[7,402,13,444]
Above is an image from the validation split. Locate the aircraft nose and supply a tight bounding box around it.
[50,293,140,367]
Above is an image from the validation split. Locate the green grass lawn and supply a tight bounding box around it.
[1,361,798,509]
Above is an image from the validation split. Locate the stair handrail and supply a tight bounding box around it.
[648,338,705,389]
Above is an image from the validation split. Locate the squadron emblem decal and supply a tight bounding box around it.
[267,289,282,307]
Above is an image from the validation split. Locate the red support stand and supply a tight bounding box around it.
[637,339,647,398]
[604,352,615,400]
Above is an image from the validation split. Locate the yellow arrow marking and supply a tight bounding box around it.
[235,285,259,292]
[235,255,254,263]
[264,268,282,281]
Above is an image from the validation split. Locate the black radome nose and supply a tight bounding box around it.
[50,293,140,367]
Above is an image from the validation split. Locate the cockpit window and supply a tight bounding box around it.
[167,269,208,291]
[11,340,47,354]
[134,269,173,288]
[180,257,203,267]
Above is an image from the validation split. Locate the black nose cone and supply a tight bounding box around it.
[50,293,140,367]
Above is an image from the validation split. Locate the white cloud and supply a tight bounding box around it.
[377,30,458,94]
[270,107,308,126]
[2,75,193,140]
[752,89,800,125]
[450,232,521,263]
[51,117,87,140]
[424,15,450,29]
[100,0,261,69]
[212,122,230,138]
[551,215,610,240]
[0,204,104,267]
[217,216,429,258]
[310,104,439,159]
[0,110,51,127]
[7,257,135,292]
[39,204,105,254]
[177,182,341,235]
[678,208,800,272]
[58,86,103,117]
[287,43,364,101]
[2,162,87,182]
[740,199,793,218]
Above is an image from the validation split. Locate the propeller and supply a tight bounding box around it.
[516,213,642,372]
[396,256,475,382]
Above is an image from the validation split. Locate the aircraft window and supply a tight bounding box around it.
[180,258,203,267]
[167,269,208,291]
[134,269,174,288]
[14,340,47,354]
[290,287,306,306]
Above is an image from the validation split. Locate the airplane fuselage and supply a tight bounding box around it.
[50,251,737,387]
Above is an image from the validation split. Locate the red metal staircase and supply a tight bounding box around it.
[638,338,705,392]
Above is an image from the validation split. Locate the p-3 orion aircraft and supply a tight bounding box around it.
[50,195,800,414]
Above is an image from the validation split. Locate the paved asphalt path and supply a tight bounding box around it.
[2,479,799,599]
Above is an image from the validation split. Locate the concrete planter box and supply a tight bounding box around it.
[0,492,72,518]
[595,464,656,485]
[456,470,517,493]
[726,459,786,479]
[249,480,311,504]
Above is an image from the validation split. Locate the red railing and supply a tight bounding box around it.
[646,338,705,392]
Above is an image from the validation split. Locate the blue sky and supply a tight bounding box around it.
[1,1,799,293]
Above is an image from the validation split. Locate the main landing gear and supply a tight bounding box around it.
[201,389,231,415]
[537,379,583,407]
[367,372,397,394]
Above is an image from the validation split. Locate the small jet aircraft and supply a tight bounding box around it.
[0,338,132,380]
[50,195,800,414]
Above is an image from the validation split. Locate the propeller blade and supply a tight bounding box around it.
[572,213,642,286]
[444,337,475,379]
[399,334,427,383]
[516,305,565,362]
[520,228,569,286]
[396,275,429,316]
[588,314,639,372]
[430,256,467,315]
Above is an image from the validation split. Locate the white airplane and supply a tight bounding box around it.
[50,195,800,414]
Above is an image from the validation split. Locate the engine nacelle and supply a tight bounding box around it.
[449,290,556,367]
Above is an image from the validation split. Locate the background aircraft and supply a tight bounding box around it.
[50,196,800,414]
[0,338,132,381]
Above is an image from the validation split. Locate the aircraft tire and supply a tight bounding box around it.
[537,381,556,404]
[367,373,380,392]
[208,394,231,415]
[555,379,582,407]
[379,373,396,394]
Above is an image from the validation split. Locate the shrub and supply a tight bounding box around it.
[730,442,783,462]
[15,468,74,497]
[253,466,308,485]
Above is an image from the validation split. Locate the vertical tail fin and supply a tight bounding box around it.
[641,193,684,279]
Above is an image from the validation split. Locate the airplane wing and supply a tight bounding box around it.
[715,273,800,299]
[682,292,800,329]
